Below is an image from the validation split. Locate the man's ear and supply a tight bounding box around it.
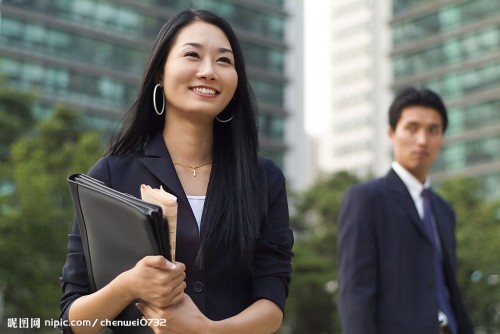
[388,127,395,143]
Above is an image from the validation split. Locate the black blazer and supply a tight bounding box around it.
[337,169,473,334]
[60,133,293,331]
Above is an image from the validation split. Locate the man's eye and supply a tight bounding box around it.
[406,124,417,132]
[429,127,441,135]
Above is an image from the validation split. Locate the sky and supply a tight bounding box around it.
[303,1,332,137]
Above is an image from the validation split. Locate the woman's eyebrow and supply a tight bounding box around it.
[182,42,233,54]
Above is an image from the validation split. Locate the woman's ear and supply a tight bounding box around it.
[154,70,163,83]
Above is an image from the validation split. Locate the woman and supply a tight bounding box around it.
[60,9,294,334]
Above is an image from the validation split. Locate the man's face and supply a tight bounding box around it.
[389,106,444,183]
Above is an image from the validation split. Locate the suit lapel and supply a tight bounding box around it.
[427,189,465,322]
[429,191,450,246]
[385,169,432,244]
[428,190,454,264]
[139,132,191,213]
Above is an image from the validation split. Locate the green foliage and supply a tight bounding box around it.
[438,177,500,332]
[290,171,359,233]
[0,88,36,159]
[283,171,360,334]
[0,87,36,188]
[0,104,102,329]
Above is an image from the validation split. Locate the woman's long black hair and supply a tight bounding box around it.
[105,9,266,270]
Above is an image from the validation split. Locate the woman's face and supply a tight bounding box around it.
[161,21,238,120]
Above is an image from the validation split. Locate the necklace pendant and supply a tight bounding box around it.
[192,167,197,177]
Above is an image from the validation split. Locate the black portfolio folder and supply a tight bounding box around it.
[68,173,171,333]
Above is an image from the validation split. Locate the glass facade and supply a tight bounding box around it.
[393,0,499,47]
[394,26,500,79]
[0,0,288,166]
[391,0,500,199]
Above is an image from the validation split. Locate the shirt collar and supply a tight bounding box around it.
[391,161,430,202]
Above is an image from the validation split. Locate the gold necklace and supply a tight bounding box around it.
[173,161,212,177]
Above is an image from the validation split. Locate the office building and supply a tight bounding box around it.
[0,0,308,189]
[317,0,392,178]
[391,0,500,199]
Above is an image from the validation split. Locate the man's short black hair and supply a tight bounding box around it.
[388,86,448,132]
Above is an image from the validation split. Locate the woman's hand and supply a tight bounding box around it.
[137,294,213,334]
[122,255,186,308]
[138,294,284,334]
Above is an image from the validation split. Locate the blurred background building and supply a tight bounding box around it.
[2,0,500,197]
[315,0,500,200]
[0,0,311,191]
[317,0,391,179]
[391,0,500,200]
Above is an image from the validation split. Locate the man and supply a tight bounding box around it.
[337,87,474,334]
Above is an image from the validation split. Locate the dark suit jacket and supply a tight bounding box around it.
[60,133,293,332]
[337,169,473,334]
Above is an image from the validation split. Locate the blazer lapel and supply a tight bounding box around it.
[139,132,191,214]
[385,169,432,244]
[429,191,449,241]
[139,133,202,284]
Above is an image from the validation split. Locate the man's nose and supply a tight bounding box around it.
[416,129,429,144]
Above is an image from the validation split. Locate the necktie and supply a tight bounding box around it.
[422,188,458,334]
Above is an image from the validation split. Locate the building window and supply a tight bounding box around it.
[259,113,285,142]
[393,0,500,48]
[447,99,500,135]
[412,60,500,100]
[436,136,500,173]
[394,26,500,79]
[250,78,284,106]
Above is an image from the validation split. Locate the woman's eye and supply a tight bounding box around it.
[185,51,200,58]
[218,57,232,64]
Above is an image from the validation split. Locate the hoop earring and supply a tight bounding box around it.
[153,83,165,116]
[216,114,234,123]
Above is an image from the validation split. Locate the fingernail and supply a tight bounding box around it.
[166,260,176,270]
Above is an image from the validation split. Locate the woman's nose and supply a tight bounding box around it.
[197,61,216,80]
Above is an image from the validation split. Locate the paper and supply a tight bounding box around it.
[140,184,178,262]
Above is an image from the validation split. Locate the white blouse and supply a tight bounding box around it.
[187,195,205,231]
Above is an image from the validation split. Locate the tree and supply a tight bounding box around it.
[437,177,500,332]
[0,87,36,191]
[0,87,36,160]
[0,105,102,331]
[283,171,360,334]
